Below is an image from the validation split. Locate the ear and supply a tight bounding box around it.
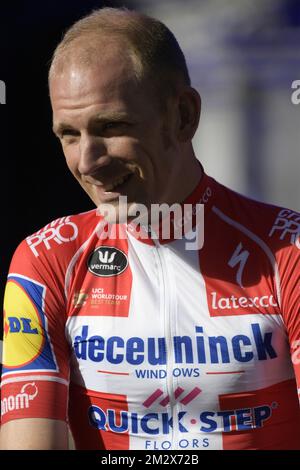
[177,87,201,142]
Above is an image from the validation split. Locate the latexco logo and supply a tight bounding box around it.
[88,246,128,277]
[211,292,278,310]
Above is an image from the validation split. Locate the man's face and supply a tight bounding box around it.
[50,44,180,220]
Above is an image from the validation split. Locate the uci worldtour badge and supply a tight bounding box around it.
[88,246,128,277]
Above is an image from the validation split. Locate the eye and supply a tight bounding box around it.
[102,121,126,131]
[58,129,80,145]
[61,129,79,137]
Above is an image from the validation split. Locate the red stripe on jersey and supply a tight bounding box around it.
[219,379,300,449]
[200,216,280,317]
[68,383,129,450]
[1,380,67,425]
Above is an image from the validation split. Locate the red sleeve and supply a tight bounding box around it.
[1,238,70,425]
[275,218,300,403]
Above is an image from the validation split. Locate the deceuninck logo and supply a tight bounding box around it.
[74,323,278,366]
[88,246,128,277]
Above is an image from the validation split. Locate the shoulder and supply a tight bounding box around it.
[211,178,300,255]
[10,209,100,276]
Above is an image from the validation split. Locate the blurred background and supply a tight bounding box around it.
[0,0,299,345]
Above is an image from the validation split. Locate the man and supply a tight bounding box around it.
[1,7,300,450]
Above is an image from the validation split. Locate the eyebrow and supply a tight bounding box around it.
[94,111,132,122]
[52,122,77,136]
[53,111,134,136]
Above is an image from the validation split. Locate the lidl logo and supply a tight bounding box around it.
[5,317,38,334]
[2,275,57,373]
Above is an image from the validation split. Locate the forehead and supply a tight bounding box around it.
[52,64,128,103]
[49,44,153,119]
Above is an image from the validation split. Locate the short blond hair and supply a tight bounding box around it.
[49,7,191,101]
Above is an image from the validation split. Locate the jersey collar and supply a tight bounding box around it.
[127,165,216,245]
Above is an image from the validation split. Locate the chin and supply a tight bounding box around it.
[96,199,149,225]
[97,199,129,224]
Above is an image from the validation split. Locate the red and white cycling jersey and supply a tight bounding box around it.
[1,171,300,450]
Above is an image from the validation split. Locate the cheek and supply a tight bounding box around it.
[63,146,79,177]
[108,137,140,160]
[161,124,175,151]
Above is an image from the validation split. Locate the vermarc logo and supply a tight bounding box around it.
[88,246,128,277]
[98,250,117,264]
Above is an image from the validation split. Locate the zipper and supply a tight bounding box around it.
[154,238,178,449]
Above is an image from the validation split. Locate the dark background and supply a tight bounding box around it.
[0,0,138,340]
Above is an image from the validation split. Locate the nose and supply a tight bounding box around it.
[78,134,111,176]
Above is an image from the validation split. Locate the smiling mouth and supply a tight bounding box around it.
[104,172,133,192]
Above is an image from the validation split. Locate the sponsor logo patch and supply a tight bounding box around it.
[1,382,38,417]
[73,323,277,366]
[26,216,78,257]
[269,209,300,248]
[88,246,128,277]
[2,275,57,373]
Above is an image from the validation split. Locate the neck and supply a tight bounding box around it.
[165,152,203,205]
